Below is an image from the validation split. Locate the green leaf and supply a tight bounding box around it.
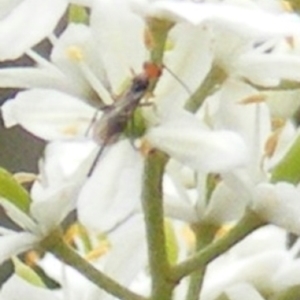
[271,135,300,184]
[12,257,45,287]
[164,219,178,265]
[68,4,89,24]
[0,168,31,213]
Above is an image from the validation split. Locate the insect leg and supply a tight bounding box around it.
[84,110,99,137]
[87,140,108,177]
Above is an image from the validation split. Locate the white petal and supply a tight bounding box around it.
[147,113,248,173]
[32,140,96,194]
[91,0,147,92]
[148,2,300,38]
[225,283,265,300]
[273,260,300,291]
[216,79,271,168]
[204,182,246,224]
[253,182,300,234]
[2,274,59,300]
[203,251,288,300]
[1,88,96,140]
[0,198,37,233]
[103,215,147,284]
[154,24,213,113]
[0,232,38,264]
[30,183,78,235]
[0,0,68,60]
[230,225,287,258]
[78,140,143,232]
[264,90,300,119]
[38,254,94,300]
[236,54,300,86]
[0,67,71,91]
[164,194,198,223]
[51,23,109,104]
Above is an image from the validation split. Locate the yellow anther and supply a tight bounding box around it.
[61,124,81,137]
[139,139,154,157]
[85,241,111,261]
[264,127,284,158]
[281,1,293,12]
[215,224,234,239]
[272,117,285,130]
[25,251,40,267]
[181,225,196,251]
[64,224,80,244]
[239,93,266,105]
[13,172,37,184]
[66,45,84,62]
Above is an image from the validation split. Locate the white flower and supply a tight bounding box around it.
[38,214,148,300]
[0,0,68,61]
[77,140,144,233]
[0,274,59,300]
[135,1,300,38]
[253,182,300,235]
[146,111,248,173]
[201,225,300,300]
[0,0,249,175]
[0,141,86,264]
[132,0,300,87]
[0,188,73,264]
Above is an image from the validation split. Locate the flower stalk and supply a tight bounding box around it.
[141,150,174,300]
[185,223,218,300]
[185,65,227,113]
[171,210,266,281]
[40,229,147,300]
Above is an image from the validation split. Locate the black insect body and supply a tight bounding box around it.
[88,63,162,175]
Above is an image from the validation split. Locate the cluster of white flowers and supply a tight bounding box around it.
[1,0,300,300]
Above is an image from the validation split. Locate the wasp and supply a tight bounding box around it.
[88,62,162,175]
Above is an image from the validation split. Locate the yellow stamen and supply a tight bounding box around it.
[272,117,285,130]
[139,139,154,157]
[64,224,80,244]
[281,1,293,12]
[215,224,234,239]
[13,172,37,184]
[66,45,84,62]
[264,128,283,158]
[61,124,81,137]
[24,251,40,267]
[181,225,196,250]
[239,94,266,105]
[85,241,111,261]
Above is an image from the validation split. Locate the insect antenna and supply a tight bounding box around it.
[163,64,192,96]
[87,142,107,177]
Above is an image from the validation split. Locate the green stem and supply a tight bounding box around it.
[147,18,173,65]
[147,18,173,93]
[186,223,218,300]
[142,150,174,300]
[171,210,265,281]
[185,65,227,113]
[40,230,147,300]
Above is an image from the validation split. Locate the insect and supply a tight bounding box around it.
[88,61,162,175]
